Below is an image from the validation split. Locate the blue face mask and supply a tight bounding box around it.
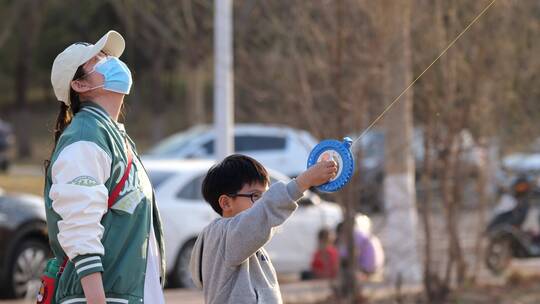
[86,56,133,94]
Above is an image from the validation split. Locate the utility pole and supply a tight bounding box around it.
[381,1,422,285]
[214,0,234,160]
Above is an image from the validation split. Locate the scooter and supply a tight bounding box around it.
[484,176,540,275]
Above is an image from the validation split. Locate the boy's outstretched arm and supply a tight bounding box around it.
[224,160,337,266]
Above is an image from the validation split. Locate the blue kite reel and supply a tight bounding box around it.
[307,137,355,192]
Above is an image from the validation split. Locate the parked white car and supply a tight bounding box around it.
[143,124,319,177]
[144,159,372,287]
[503,153,540,173]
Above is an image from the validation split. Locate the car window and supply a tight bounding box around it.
[235,135,286,152]
[177,174,205,201]
[360,131,384,159]
[202,140,214,155]
[147,171,175,189]
[199,135,286,154]
[147,126,208,156]
[0,137,8,150]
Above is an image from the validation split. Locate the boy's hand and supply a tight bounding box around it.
[296,160,338,192]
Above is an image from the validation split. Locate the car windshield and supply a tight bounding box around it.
[146,126,209,156]
[297,131,318,151]
[356,130,384,158]
[147,170,176,189]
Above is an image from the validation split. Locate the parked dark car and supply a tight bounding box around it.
[0,190,49,299]
[0,119,15,172]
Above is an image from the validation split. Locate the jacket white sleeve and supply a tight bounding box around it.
[49,141,112,277]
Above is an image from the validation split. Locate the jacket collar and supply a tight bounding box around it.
[80,102,125,132]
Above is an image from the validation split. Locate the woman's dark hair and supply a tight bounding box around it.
[44,65,85,173]
[202,154,270,216]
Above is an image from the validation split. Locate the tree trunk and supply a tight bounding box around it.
[472,138,488,283]
[13,0,44,159]
[441,135,457,287]
[187,64,207,126]
[149,40,167,143]
[334,0,358,302]
[441,133,468,288]
[380,0,421,285]
[420,114,449,301]
[450,140,467,286]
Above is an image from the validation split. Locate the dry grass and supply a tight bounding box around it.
[0,174,44,196]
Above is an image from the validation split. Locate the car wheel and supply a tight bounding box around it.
[485,235,512,275]
[171,239,196,288]
[8,239,49,298]
[0,160,8,172]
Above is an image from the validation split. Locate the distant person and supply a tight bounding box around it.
[310,228,340,279]
[336,221,384,277]
[41,31,165,303]
[189,154,338,304]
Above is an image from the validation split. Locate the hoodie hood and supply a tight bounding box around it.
[189,231,205,288]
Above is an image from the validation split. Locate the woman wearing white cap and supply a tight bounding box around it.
[42,31,166,304]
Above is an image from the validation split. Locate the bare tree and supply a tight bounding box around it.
[13,0,46,158]
[110,0,213,141]
[371,0,422,287]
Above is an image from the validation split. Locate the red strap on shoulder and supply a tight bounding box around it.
[59,257,69,275]
[108,146,133,208]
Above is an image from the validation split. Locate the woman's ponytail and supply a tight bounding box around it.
[52,102,73,145]
[44,66,84,172]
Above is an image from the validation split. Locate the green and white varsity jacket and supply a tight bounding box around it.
[44,102,166,304]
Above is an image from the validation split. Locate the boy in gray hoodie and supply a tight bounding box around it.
[189,154,337,304]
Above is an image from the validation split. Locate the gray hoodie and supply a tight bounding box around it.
[189,180,303,304]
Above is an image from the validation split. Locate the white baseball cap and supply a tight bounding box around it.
[51,30,125,105]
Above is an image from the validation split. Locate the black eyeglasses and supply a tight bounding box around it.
[229,192,262,203]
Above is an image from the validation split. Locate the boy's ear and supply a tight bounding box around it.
[218,194,232,212]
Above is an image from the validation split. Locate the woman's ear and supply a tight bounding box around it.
[71,79,89,93]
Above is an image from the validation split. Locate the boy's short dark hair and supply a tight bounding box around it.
[318,228,331,242]
[202,154,270,216]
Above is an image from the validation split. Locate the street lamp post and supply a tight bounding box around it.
[214,0,234,160]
